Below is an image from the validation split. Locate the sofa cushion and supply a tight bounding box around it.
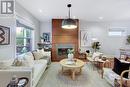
[22,55,34,67]
[25,52,35,60]
[37,49,51,57]
[33,59,47,80]
[34,49,51,64]
[104,68,130,86]
[104,68,121,86]
[40,56,51,65]
[32,51,44,60]
[0,59,14,68]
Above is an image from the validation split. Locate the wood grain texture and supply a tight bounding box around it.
[52,19,79,61]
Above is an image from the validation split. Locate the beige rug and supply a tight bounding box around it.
[37,62,111,87]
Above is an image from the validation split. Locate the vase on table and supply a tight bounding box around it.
[68,53,74,61]
[41,39,44,43]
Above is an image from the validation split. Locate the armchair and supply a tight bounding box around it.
[102,59,130,87]
[87,52,103,69]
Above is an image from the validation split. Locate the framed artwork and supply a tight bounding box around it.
[0,25,10,45]
[43,32,50,42]
[80,30,91,47]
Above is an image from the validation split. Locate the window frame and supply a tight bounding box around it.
[16,21,34,55]
[108,28,127,37]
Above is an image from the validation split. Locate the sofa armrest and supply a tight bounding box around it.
[9,66,33,70]
[40,55,51,65]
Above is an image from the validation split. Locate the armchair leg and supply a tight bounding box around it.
[101,69,104,79]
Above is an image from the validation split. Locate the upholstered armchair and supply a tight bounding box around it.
[87,52,103,69]
[102,59,130,87]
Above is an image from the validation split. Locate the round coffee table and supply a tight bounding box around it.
[60,59,85,80]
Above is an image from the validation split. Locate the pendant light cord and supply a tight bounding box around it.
[62,3,77,29]
[69,7,70,18]
[68,4,71,19]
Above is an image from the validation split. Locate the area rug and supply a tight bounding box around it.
[37,62,111,87]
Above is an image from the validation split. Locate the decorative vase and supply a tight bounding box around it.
[41,39,44,43]
[68,53,74,61]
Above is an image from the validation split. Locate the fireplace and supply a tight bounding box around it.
[56,44,74,58]
[52,19,79,61]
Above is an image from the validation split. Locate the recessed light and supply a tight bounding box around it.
[39,9,43,13]
[73,16,76,19]
[92,38,98,41]
[99,17,103,20]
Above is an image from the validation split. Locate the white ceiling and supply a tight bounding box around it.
[17,0,130,22]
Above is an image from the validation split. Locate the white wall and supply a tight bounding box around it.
[0,2,40,59]
[40,20,130,56]
[0,18,16,59]
[0,0,16,59]
[80,21,130,56]
[40,20,52,42]
[15,2,40,49]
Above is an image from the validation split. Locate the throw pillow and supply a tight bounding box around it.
[112,58,121,75]
[32,51,44,60]
[113,58,130,78]
[37,49,44,54]
[120,61,130,78]
[12,58,22,66]
[22,55,34,67]
[25,52,35,60]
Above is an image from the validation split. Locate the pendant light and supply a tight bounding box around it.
[62,4,77,29]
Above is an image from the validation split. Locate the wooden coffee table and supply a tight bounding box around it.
[60,59,85,80]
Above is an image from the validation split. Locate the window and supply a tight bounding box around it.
[16,21,33,55]
[108,28,126,36]
[108,31,122,36]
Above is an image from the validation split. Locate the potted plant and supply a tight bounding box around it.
[127,35,130,44]
[92,41,101,52]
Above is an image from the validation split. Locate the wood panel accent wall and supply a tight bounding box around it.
[52,19,79,61]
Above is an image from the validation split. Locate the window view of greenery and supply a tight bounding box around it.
[16,27,32,55]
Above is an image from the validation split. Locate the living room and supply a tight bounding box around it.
[0,0,130,87]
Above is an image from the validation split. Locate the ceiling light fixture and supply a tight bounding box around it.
[39,9,43,13]
[99,17,103,20]
[62,4,77,29]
